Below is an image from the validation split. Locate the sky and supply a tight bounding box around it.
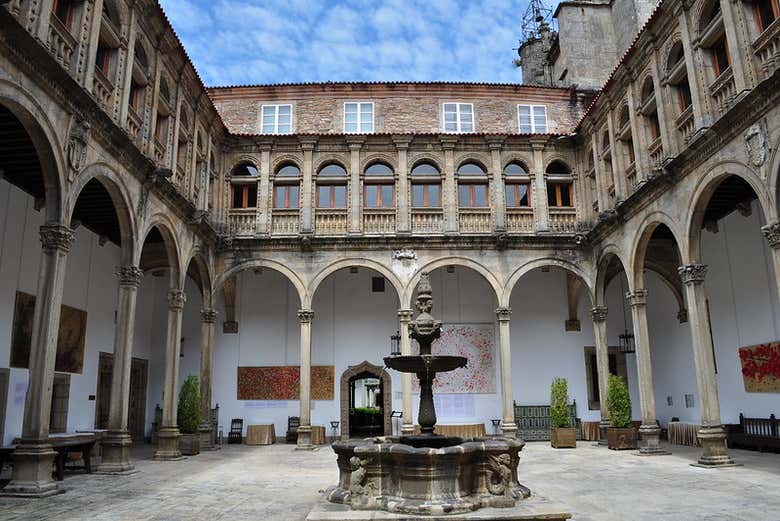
[158,0,539,87]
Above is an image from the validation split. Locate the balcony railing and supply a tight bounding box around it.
[93,68,114,113]
[675,106,695,145]
[363,209,396,235]
[271,209,299,236]
[507,208,534,233]
[127,107,142,143]
[459,208,491,234]
[315,208,348,235]
[154,138,166,163]
[228,208,257,237]
[47,15,77,70]
[709,67,735,116]
[549,208,577,233]
[411,208,444,234]
[753,19,780,80]
[647,137,663,169]
[625,162,637,192]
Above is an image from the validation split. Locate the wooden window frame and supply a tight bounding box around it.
[364,183,394,209]
[710,35,731,77]
[273,183,299,209]
[317,183,347,209]
[677,79,693,112]
[505,182,532,208]
[547,181,574,208]
[232,183,258,209]
[458,183,489,208]
[754,0,780,32]
[412,183,441,208]
[53,0,75,30]
[648,112,660,140]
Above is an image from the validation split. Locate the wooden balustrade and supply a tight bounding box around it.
[411,209,444,234]
[458,209,491,234]
[315,209,348,235]
[506,209,534,233]
[363,209,396,235]
[271,209,299,236]
[549,208,577,233]
[47,15,76,69]
[228,209,257,236]
[753,20,780,80]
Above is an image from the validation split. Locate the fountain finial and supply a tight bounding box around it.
[415,271,434,314]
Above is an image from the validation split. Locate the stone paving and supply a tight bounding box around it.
[0,441,778,521]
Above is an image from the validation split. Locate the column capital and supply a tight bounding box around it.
[626,289,647,307]
[591,306,608,322]
[397,309,414,322]
[678,264,707,285]
[297,309,314,323]
[115,266,143,288]
[167,290,186,310]
[761,222,780,249]
[495,307,512,322]
[201,309,218,323]
[39,224,75,253]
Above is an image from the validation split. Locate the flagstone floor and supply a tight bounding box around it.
[0,441,778,521]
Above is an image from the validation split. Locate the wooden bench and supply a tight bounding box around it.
[726,413,780,453]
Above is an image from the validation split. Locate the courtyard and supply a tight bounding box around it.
[0,442,777,521]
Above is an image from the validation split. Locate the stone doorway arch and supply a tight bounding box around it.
[340,361,392,440]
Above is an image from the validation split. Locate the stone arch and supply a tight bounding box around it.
[767,132,780,219]
[136,213,182,288]
[544,156,574,174]
[214,259,308,308]
[309,258,403,307]
[663,35,685,75]
[270,154,303,176]
[455,153,492,175]
[228,156,260,177]
[501,258,595,308]
[0,80,65,223]
[66,162,136,265]
[630,211,686,291]
[409,154,444,176]
[339,360,392,439]
[313,154,349,176]
[360,152,398,174]
[595,244,631,306]
[685,160,773,263]
[404,257,501,309]
[182,245,214,308]
[500,154,533,173]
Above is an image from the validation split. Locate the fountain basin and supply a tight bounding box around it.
[384,355,467,374]
[325,437,530,515]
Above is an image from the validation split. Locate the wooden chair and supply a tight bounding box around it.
[286,416,300,443]
[228,418,243,444]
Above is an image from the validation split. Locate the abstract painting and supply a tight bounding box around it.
[412,323,496,394]
[739,342,780,392]
[10,291,87,374]
[237,365,334,400]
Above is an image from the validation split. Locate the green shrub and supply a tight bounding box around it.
[355,407,382,415]
[550,377,570,428]
[177,375,201,434]
[606,375,632,428]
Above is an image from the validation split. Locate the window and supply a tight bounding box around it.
[365,162,393,176]
[547,182,573,207]
[130,82,144,112]
[647,112,661,140]
[261,104,292,134]
[754,0,779,32]
[412,184,441,207]
[344,102,374,133]
[53,0,75,30]
[232,184,258,209]
[458,184,488,207]
[232,163,259,177]
[273,164,300,209]
[443,103,473,132]
[506,183,531,207]
[677,81,693,111]
[95,42,112,78]
[411,162,440,175]
[457,162,486,176]
[710,35,730,77]
[317,163,347,208]
[155,114,168,142]
[504,162,528,176]
[364,185,394,208]
[518,104,548,133]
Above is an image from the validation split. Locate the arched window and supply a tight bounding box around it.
[546,161,573,208]
[457,162,488,208]
[667,42,692,113]
[176,109,191,177]
[52,0,77,32]
[129,42,148,114]
[95,1,121,83]
[273,164,300,209]
[699,1,730,79]
[155,78,171,145]
[364,162,394,208]
[617,105,635,167]
[411,161,441,208]
[640,77,661,142]
[231,162,259,209]
[317,163,347,208]
[753,0,779,33]
[504,162,531,208]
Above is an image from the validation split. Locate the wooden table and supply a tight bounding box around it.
[311,426,327,445]
[2,433,97,481]
[414,424,487,438]
[668,421,701,447]
[581,421,601,441]
[246,424,276,445]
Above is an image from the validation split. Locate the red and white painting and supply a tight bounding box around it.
[412,323,496,394]
[739,342,780,393]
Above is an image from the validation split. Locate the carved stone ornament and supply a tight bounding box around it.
[297,309,314,323]
[486,453,512,496]
[392,248,417,261]
[168,290,187,310]
[495,307,512,322]
[591,306,608,323]
[625,289,648,307]
[201,309,218,323]
[67,118,91,179]
[678,264,708,285]
[761,222,780,249]
[397,309,414,322]
[744,123,767,168]
[115,266,143,288]
[39,224,75,253]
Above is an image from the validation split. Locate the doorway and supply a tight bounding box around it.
[339,361,392,439]
[95,352,148,441]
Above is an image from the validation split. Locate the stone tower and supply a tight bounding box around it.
[517,23,557,87]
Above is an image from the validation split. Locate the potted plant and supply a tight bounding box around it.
[606,375,637,450]
[550,377,576,448]
[178,375,201,455]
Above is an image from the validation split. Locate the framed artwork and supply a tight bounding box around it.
[237,365,334,400]
[10,291,87,374]
[739,342,780,393]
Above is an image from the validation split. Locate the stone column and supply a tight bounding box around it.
[442,139,458,234]
[398,309,414,435]
[626,289,665,454]
[300,141,315,234]
[719,0,750,93]
[2,225,73,497]
[761,223,780,302]
[531,140,550,231]
[296,309,315,449]
[606,110,626,202]
[198,309,218,449]
[591,306,610,444]
[678,264,735,466]
[257,146,271,235]
[154,289,186,460]
[348,140,362,234]
[99,265,143,473]
[496,308,517,435]
[395,138,411,234]
[590,134,607,212]
[489,141,507,233]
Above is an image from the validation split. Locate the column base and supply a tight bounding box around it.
[0,443,62,498]
[598,420,610,446]
[638,423,670,455]
[295,425,317,450]
[199,424,213,450]
[501,421,517,437]
[153,426,184,460]
[96,431,136,474]
[693,425,736,467]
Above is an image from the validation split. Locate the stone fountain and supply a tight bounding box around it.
[312,273,568,520]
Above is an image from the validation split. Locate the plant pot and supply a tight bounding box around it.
[607,427,637,450]
[551,427,577,448]
[179,433,201,455]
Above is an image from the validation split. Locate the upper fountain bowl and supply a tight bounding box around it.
[383,354,467,374]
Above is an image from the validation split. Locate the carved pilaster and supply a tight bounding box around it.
[761,223,780,249]
[115,266,142,288]
[591,306,608,322]
[678,264,708,286]
[626,289,648,307]
[297,309,314,323]
[39,224,75,253]
[495,307,512,322]
[201,309,218,323]
[167,290,186,311]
